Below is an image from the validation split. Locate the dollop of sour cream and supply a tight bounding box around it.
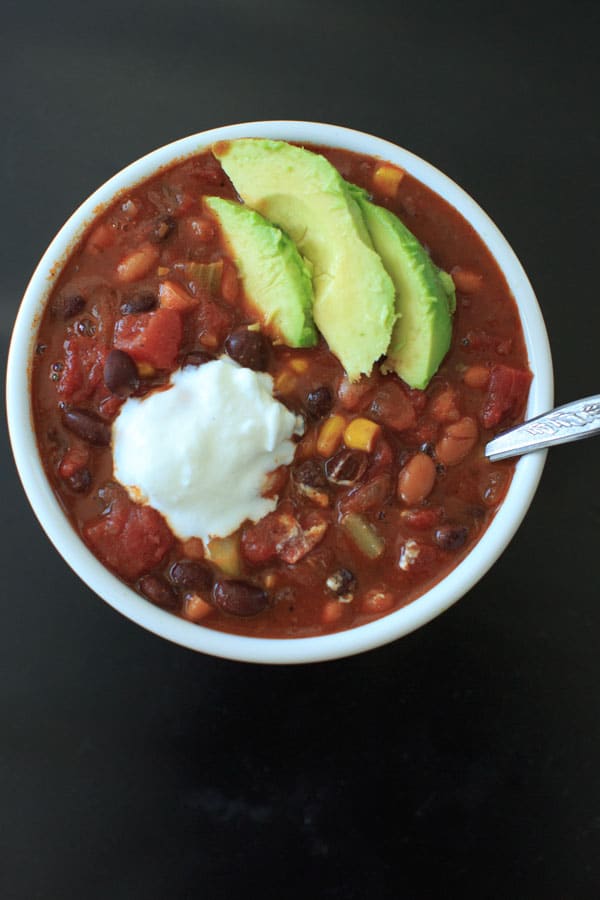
[112,357,303,543]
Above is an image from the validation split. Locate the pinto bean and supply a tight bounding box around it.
[62,409,111,446]
[104,349,139,397]
[116,243,160,283]
[139,574,178,610]
[224,328,269,371]
[397,453,437,505]
[435,416,478,466]
[213,579,268,617]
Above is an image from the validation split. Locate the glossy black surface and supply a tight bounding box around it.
[2,1,600,896]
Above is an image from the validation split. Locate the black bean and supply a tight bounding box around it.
[120,291,157,315]
[434,525,469,551]
[62,294,86,319]
[139,574,178,610]
[170,560,213,592]
[305,386,333,420]
[326,567,356,596]
[65,467,92,493]
[104,349,139,397]
[182,350,214,368]
[213,579,268,617]
[224,328,269,371]
[62,408,111,446]
[294,459,328,488]
[76,318,95,337]
[151,215,176,242]
[325,449,368,486]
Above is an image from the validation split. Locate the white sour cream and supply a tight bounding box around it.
[112,357,303,543]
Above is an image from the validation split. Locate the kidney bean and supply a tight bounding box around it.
[341,474,392,514]
[306,386,333,420]
[434,524,468,551]
[62,409,111,446]
[120,291,157,315]
[61,294,86,319]
[225,328,269,371]
[65,467,92,493]
[435,416,478,466]
[182,349,214,368]
[213,579,268,617]
[169,560,213,592]
[104,349,139,397]
[139,574,178,610]
[397,452,437,505]
[325,449,368,486]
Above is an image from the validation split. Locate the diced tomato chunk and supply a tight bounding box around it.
[114,307,182,369]
[480,364,532,429]
[159,280,198,312]
[83,488,174,580]
[241,504,328,565]
[58,335,108,403]
[401,507,444,530]
[195,298,234,348]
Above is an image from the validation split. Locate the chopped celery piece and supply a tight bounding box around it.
[185,260,223,294]
[341,513,385,559]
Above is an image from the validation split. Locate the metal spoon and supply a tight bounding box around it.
[485,395,600,462]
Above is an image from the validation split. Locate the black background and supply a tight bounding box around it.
[2,1,600,897]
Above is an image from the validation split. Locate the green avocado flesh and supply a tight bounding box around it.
[348,184,454,390]
[204,196,317,348]
[213,139,396,381]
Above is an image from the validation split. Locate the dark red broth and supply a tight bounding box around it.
[31,143,531,637]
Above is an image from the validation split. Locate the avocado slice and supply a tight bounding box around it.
[213,139,396,381]
[348,184,454,390]
[204,196,317,348]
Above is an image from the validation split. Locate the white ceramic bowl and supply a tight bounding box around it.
[6,121,553,664]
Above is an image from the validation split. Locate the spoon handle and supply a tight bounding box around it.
[485,394,600,462]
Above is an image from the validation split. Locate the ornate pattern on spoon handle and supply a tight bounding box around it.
[485,395,600,462]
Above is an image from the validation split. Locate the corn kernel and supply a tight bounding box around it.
[289,357,309,374]
[274,371,296,394]
[372,164,405,198]
[343,417,381,452]
[136,361,155,377]
[157,266,169,277]
[317,414,346,457]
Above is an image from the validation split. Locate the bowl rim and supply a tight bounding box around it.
[6,120,554,664]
